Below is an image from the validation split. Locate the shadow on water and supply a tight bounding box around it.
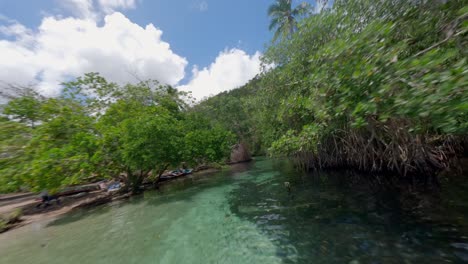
[228,158,468,263]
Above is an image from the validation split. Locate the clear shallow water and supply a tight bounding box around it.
[1,158,468,264]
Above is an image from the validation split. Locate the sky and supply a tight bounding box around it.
[0,0,320,100]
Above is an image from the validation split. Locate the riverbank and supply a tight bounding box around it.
[0,191,117,233]
[0,166,223,234]
[3,157,464,235]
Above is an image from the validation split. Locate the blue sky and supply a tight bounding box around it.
[126,0,274,71]
[0,0,319,99]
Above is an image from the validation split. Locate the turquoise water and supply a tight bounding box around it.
[1,158,468,263]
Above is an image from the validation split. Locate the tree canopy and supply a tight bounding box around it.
[197,0,467,176]
[1,0,466,194]
[0,74,235,193]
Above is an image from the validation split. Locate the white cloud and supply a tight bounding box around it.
[0,13,18,24]
[59,0,137,19]
[0,42,38,89]
[98,0,137,13]
[178,48,262,100]
[0,12,187,96]
[0,2,261,101]
[0,23,34,45]
[59,0,96,19]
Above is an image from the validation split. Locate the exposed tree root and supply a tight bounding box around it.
[292,118,465,180]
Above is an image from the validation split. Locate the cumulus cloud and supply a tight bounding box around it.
[0,1,262,101]
[178,48,262,100]
[0,12,187,96]
[59,0,137,19]
[98,0,137,13]
[0,22,34,45]
[59,0,96,19]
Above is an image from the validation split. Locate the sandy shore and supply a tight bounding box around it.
[0,167,224,234]
[0,191,120,233]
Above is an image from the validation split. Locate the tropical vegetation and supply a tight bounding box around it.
[196,0,467,180]
[0,73,235,193]
[0,0,467,195]
[267,0,312,41]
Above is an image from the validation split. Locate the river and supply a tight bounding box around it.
[1,158,468,263]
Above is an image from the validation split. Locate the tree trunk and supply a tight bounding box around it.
[154,164,170,185]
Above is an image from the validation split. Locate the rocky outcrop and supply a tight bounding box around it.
[229,143,252,164]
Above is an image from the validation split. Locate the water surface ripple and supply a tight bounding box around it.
[1,158,468,263]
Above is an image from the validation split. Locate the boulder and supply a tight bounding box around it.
[229,143,252,164]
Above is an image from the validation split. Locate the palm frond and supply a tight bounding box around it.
[292,2,311,16]
[269,17,280,31]
[268,0,309,41]
[267,0,289,16]
[267,2,280,15]
[272,23,285,42]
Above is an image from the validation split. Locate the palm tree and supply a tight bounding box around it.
[268,0,311,42]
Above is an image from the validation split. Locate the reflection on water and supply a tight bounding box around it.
[230,160,468,263]
[1,158,468,263]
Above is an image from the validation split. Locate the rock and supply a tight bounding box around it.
[229,143,252,164]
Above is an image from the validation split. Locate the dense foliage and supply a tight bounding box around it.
[196,0,467,177]
[0,73,235,193]
[1,0,466,194]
